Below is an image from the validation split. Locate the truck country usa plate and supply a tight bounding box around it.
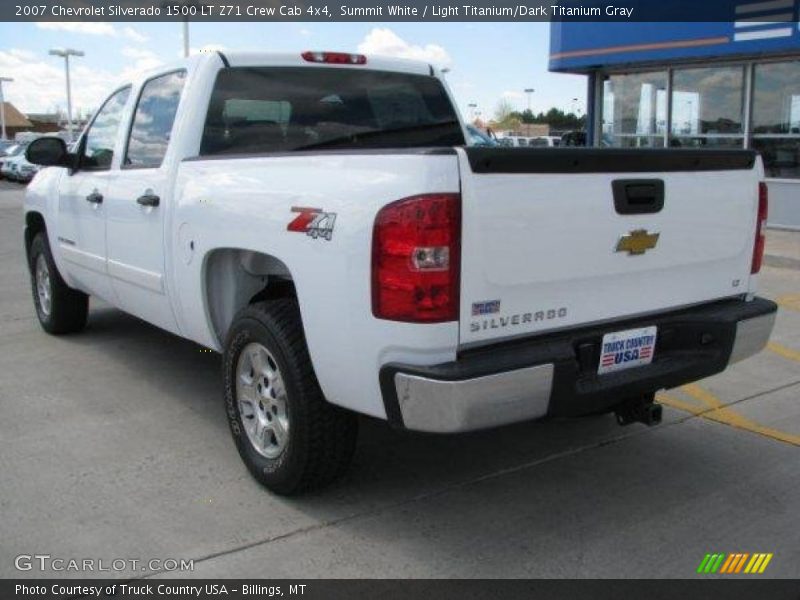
[598,326,657,375]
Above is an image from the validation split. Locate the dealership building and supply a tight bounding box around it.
[550,11,800,229]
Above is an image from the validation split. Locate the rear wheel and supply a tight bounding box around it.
[28,232,88,334]
[223,299,358,495]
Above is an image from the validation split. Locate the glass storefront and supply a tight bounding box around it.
[602,72,666,148]
[670,66,744,147]
[600,60,800,179]
[751,61,800,178]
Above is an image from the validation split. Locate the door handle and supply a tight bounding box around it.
[136,193,160,207]
[85,191,103,204]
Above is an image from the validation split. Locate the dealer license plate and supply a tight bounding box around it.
[598,326,657,375]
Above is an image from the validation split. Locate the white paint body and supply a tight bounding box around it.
[24,52,764,422]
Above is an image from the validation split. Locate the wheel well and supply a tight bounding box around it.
[204,248,295,345]
[24,212,46,264]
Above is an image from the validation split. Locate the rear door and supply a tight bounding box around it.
[457,147,759,347]
[104,70,186,334]
[56,86,131,302]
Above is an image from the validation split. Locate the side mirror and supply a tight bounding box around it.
[26,137,69,167]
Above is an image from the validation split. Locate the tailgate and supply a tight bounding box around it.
[457,147,759,347]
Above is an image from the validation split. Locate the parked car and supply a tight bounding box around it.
[15,155,40,183]
[498,136,529,147]
[528,136,562,147]
[465,125,497,147]
[2,148,38,183]
[0,143,26,179]
[23,51,776,495]
[0,157,17,180]
[0,139,17,154]
[561,130,587,147]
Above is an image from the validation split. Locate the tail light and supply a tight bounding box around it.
[372,194,461,322]
[751,182,768,274]
[301,51,367,65]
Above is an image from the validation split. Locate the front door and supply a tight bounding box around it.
[56,86,131,303]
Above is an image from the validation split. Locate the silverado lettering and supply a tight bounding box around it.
[470,307,568,332]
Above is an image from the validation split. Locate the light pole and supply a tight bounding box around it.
[183,20,190,58]
[49,48,84,142]
[524,88,535,114]
[161,0,197,57]
[0,77,13,141]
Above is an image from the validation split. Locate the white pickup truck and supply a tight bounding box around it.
[23,51,777,495]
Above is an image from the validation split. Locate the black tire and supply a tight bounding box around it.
[28,232,88,334]
[223,299,358,495]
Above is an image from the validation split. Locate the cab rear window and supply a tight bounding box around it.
[200,67,464,155]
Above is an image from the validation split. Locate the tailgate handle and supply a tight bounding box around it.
[612,179,664,215]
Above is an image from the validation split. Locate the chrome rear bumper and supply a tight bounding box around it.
[381,297,777,434]
[729,312,776,364]
[394,364,553,433]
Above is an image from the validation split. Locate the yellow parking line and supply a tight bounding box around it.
[657,393,703,416]
[682,383,724,409]
[657,391,800,447]
[697,405,798,446]
[776,293,800,313]
[767,342,800,363]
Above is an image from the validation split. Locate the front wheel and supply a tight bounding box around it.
[223,299,358,495]
[28,232,88,334]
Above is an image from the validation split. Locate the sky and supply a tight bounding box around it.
[0,21,587,122]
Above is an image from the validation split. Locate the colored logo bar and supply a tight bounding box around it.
[697,553,773,574]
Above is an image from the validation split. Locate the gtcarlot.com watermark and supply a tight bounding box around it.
[14,553,194,573]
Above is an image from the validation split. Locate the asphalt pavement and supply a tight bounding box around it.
[1,178,798,579]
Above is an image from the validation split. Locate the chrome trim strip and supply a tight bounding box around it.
[394,364,554,433]
[59,243,105,274]
[107,259,164,294]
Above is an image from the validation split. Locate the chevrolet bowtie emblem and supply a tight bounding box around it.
[616,229,660,255]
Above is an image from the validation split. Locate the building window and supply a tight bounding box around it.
[751,60,800,179]
[669,65,745,148]
[601,71,667,147]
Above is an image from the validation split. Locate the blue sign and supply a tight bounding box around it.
[550,0,800,72]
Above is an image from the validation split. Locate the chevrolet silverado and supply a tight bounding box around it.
[23,51,776,494]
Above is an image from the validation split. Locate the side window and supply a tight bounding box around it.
[82,86,131,170]
[125,70,186,169]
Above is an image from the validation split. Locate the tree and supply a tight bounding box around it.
[494,99,521,130]
[520,109,535,124]
[491,97,587,132]
[523,107,586,131]
[494,98,515,122]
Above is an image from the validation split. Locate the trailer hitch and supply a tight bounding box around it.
[614,393,663,427]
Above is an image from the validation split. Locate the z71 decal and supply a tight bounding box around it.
[287,207,337,241]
